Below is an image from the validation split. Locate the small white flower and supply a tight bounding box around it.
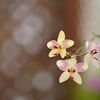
[47,31,74,58]
[84,41,100,68]
[56,58,88,85]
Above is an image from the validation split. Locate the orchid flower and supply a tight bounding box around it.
[56,58,88,85]
[47,31,74,58]
[84,41,100,68]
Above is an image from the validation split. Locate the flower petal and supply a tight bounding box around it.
[92,58,100,68]
[75,63,88,72]
[68,58,77,67]
[86,41,97,50]
[47,40,58,49]
[61,39,74,49]
[84,53,91,64]
[90,42,97,50]
[71,72,82,85]
[48,49,59,57]
[96,45,100,53]
[59,71,70,83]
[60,49,66,58]
[85,41,91,50]
[56,60,69,71]
[57,31,65,43]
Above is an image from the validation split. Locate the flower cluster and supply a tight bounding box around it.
[47,31,100,85]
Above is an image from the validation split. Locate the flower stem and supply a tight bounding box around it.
[74,52,88,57]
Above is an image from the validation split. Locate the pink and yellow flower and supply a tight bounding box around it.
[84,41,100,68]
[47,31,74,58]
[56,58,88,85]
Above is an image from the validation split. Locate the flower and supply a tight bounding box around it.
[47,31,74,58]
[84,41,100,68]
[56,58,88,85]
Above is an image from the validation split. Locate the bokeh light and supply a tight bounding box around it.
[32,70,54,92]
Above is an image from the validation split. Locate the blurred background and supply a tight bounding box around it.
[0,0,100,100]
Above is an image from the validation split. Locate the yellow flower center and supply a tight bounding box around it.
[53,44,62,56]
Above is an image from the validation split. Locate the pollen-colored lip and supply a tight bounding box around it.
[68,68,75,73]
[54,45,61,49]
[54,46,58,49]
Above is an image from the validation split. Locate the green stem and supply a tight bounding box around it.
[74,52,88,57]
[73,33,98,55]
[65,33,99,59]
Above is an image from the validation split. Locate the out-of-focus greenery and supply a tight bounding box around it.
[74,87,100,100]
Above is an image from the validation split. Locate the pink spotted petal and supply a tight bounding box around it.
[61,39,74,49]
[75,63,88,72]
[56,60,69,71]
[47,40,58,49]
